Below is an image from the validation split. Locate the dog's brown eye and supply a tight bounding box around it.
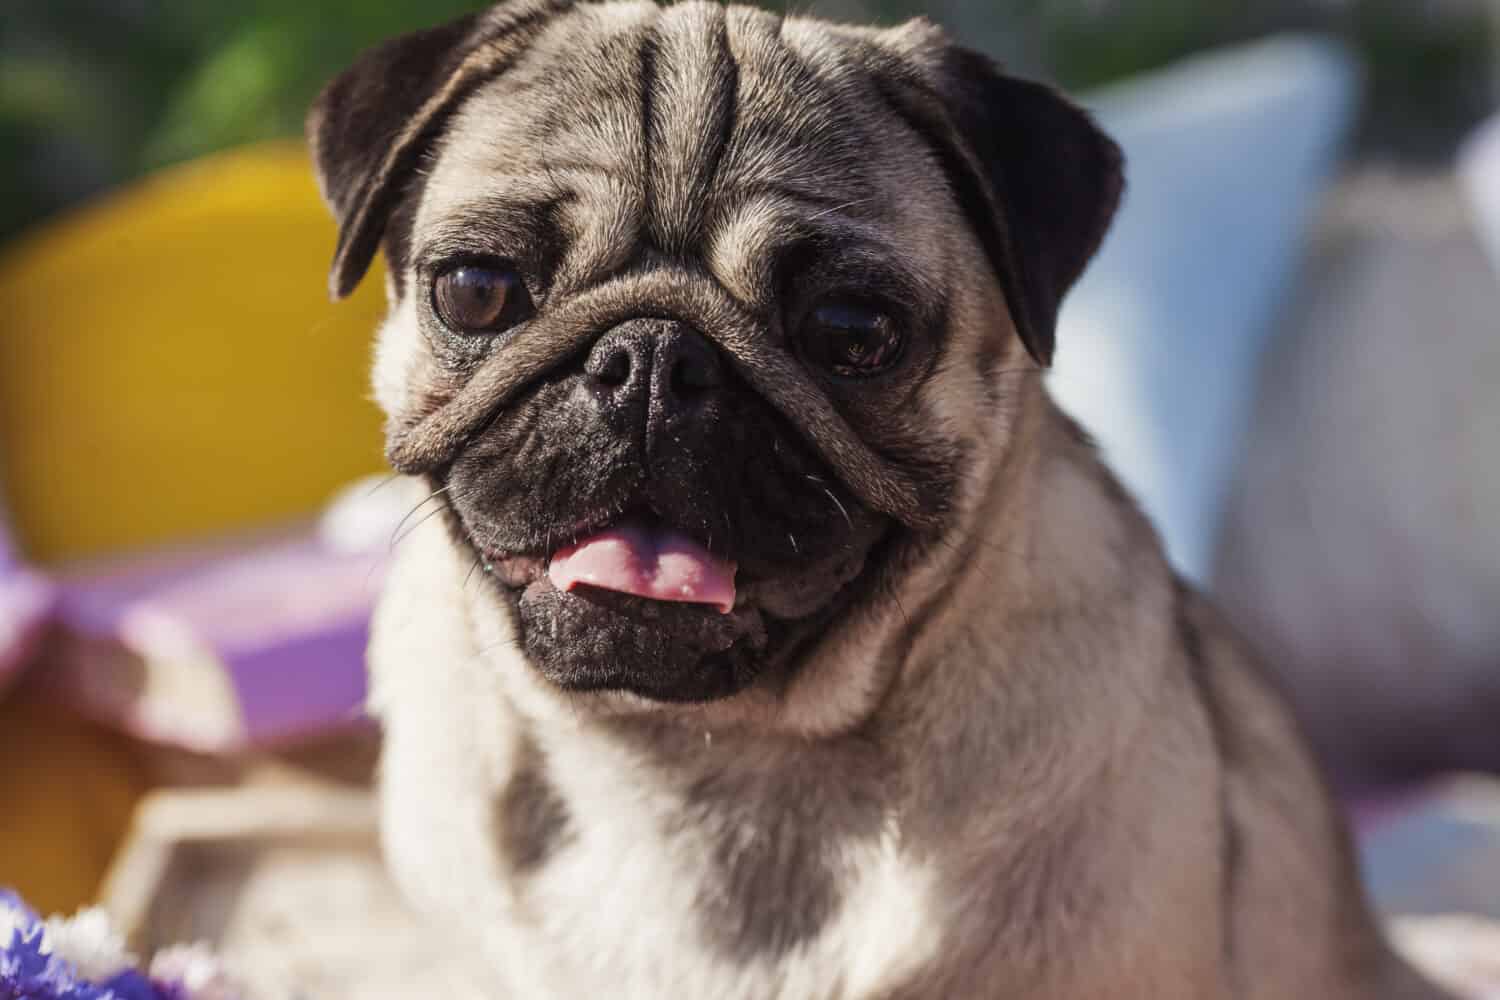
[799,302,905,377]
[433,264,529,334]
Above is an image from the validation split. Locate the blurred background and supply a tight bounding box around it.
[1,1,1498,995]
[3,0,1497,240]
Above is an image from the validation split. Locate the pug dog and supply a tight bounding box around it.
[308,2,1453,997]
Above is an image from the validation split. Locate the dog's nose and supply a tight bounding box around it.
[585,319,724,421]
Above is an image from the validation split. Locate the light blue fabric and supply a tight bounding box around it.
[1048,37,1361,583]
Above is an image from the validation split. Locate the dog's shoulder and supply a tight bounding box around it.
[1173,583,1445,999]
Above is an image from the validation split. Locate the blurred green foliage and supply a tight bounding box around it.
[1,0,1495,244]
[0,1,480,239]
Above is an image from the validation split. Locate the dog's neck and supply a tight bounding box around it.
[870,385,1176,807]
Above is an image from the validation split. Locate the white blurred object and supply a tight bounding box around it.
[1051,36,1361,582]
[1460,112,1500,274]
[1215,167,1500,785]
[39,906,136,982]
[1392,914,1500,999]
[318,474,422,557]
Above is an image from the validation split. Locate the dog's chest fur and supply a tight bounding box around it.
[496,732,941,998]
[371,511,945,999]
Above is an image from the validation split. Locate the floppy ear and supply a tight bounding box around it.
[306,0,574,300]
[875,27,1124,366]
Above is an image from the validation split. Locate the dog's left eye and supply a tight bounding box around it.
[433,263,531,334]
[798,302,905,378]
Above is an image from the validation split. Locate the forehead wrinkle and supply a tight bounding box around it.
[418,215,551,263]
[735,182,864,212]
[442,5,654,184]
[416,153,566,239]
[715,7,877,212]
[551,174,644,295]
[707,193,942,308]
[639,1,739,255]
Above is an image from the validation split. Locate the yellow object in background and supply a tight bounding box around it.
[0,141,389,564]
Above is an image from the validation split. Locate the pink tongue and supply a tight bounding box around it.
[548,519,736,613]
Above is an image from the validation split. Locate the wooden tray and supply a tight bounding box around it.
[100,783,482,999]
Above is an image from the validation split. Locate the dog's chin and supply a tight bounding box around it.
[453,524,889,704]
[513,576,769,702]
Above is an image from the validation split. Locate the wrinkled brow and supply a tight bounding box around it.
[707,194,947,313]
[415,192,573,271]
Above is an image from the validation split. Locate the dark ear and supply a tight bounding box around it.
[876,29,1124,366]
[306,0,573,300]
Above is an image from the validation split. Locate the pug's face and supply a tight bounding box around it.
[310,0,1121,706]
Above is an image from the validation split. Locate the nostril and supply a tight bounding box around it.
[592,347,632,387]
[585,323,721,414]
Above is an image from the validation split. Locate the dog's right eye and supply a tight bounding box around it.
[797,301,906,379]
[433,263,531,334]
